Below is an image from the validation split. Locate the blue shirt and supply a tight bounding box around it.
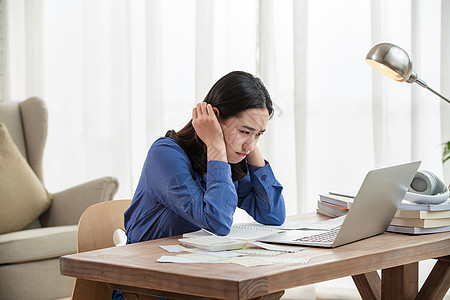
[124,137,285,242]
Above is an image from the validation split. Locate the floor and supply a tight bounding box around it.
[282,285,361,300]
[282,276,363,300]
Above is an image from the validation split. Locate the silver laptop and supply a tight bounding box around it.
[261,161,421,248]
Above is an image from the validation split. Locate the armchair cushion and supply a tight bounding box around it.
[40,176,119,227]
[0,124,52,234]
[0,225,77,264]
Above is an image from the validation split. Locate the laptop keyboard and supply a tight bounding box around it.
[294,226,341,243]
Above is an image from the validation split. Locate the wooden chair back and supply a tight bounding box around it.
[71,199,131,300]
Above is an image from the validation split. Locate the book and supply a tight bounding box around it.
[317,200,349,217]
[387,224,450,235]
[183,223,281,241]
[324,192,450,212]
[319,193,353,209]
[397,200,450,211]
[390,217,450,228]
[394,209,450,219]
[178,236,247,252]
[316,208,340,218]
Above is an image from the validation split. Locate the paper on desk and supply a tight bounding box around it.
[160,245,189,253]
[177,253,230,263]
[233,249,283,256]
[224,256,310,267]
[224,256,274,267]
[249,241,303,253]
[157,255,206,263]
[267,257,310,264]
[158,254,231,264]
[187,249,243,258]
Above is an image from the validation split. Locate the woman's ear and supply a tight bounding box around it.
[212,107,220,118]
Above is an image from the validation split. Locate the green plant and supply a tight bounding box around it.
[443,141,450,164]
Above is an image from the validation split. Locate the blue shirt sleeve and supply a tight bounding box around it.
[237,161,286,225]
[137,138,238,236]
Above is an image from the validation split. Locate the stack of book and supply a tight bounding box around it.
[389,201,450,234]
[317,192,450,234]
[317,193,351,217]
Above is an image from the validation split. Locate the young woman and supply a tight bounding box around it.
[124,71,286,243]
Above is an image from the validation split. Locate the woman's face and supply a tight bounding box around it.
[219,108,269,164]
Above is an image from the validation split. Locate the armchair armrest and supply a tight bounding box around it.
[40,176,119,227]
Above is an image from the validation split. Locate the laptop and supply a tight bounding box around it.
[261,161,421,248]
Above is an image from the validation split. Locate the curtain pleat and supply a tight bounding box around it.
[257,0,277,180]
[195,0,214,101]
[3,0,26,101]
[145,0,164,147]
[411,0,443,173]
[293,0,308,213]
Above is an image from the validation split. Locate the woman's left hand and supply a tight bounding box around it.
[246,145,265,167]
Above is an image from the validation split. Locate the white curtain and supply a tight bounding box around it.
[3,0,450,217]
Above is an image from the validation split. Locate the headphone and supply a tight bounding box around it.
[404,170,449,205]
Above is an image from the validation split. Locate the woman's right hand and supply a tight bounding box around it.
[192,103,227,162]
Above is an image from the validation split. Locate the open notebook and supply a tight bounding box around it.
[183,223,281,241]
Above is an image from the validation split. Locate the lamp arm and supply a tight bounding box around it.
[414,79,450,105]
[427,87,450,105]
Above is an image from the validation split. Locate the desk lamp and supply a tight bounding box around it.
[366,42,450,105]
[366,42,450,205]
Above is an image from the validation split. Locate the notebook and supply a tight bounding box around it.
[261,161,421,248]
[183,223,281,241]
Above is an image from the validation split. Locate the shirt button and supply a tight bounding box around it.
[261,175,267,181]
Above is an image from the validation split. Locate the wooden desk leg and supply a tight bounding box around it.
[381,262,418,300]
[249,290,285,300]
[352,271,381,300]
[415,256,450,300]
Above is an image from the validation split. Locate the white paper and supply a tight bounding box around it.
[160,245,189,253]
[177,253,230,263]
[223,256,310,267]
[265,257,310,264]
[157,255,205,263]
[250,241,303,253]
[188,249,243,257]
[233,249,283,256]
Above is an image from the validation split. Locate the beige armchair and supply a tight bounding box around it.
[0,97,119,300]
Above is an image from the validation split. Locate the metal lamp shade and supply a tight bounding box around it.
[366,42,418,83]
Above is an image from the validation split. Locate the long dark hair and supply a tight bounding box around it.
[166,71,274,181]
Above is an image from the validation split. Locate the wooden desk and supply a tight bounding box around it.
[60,214,450,300]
